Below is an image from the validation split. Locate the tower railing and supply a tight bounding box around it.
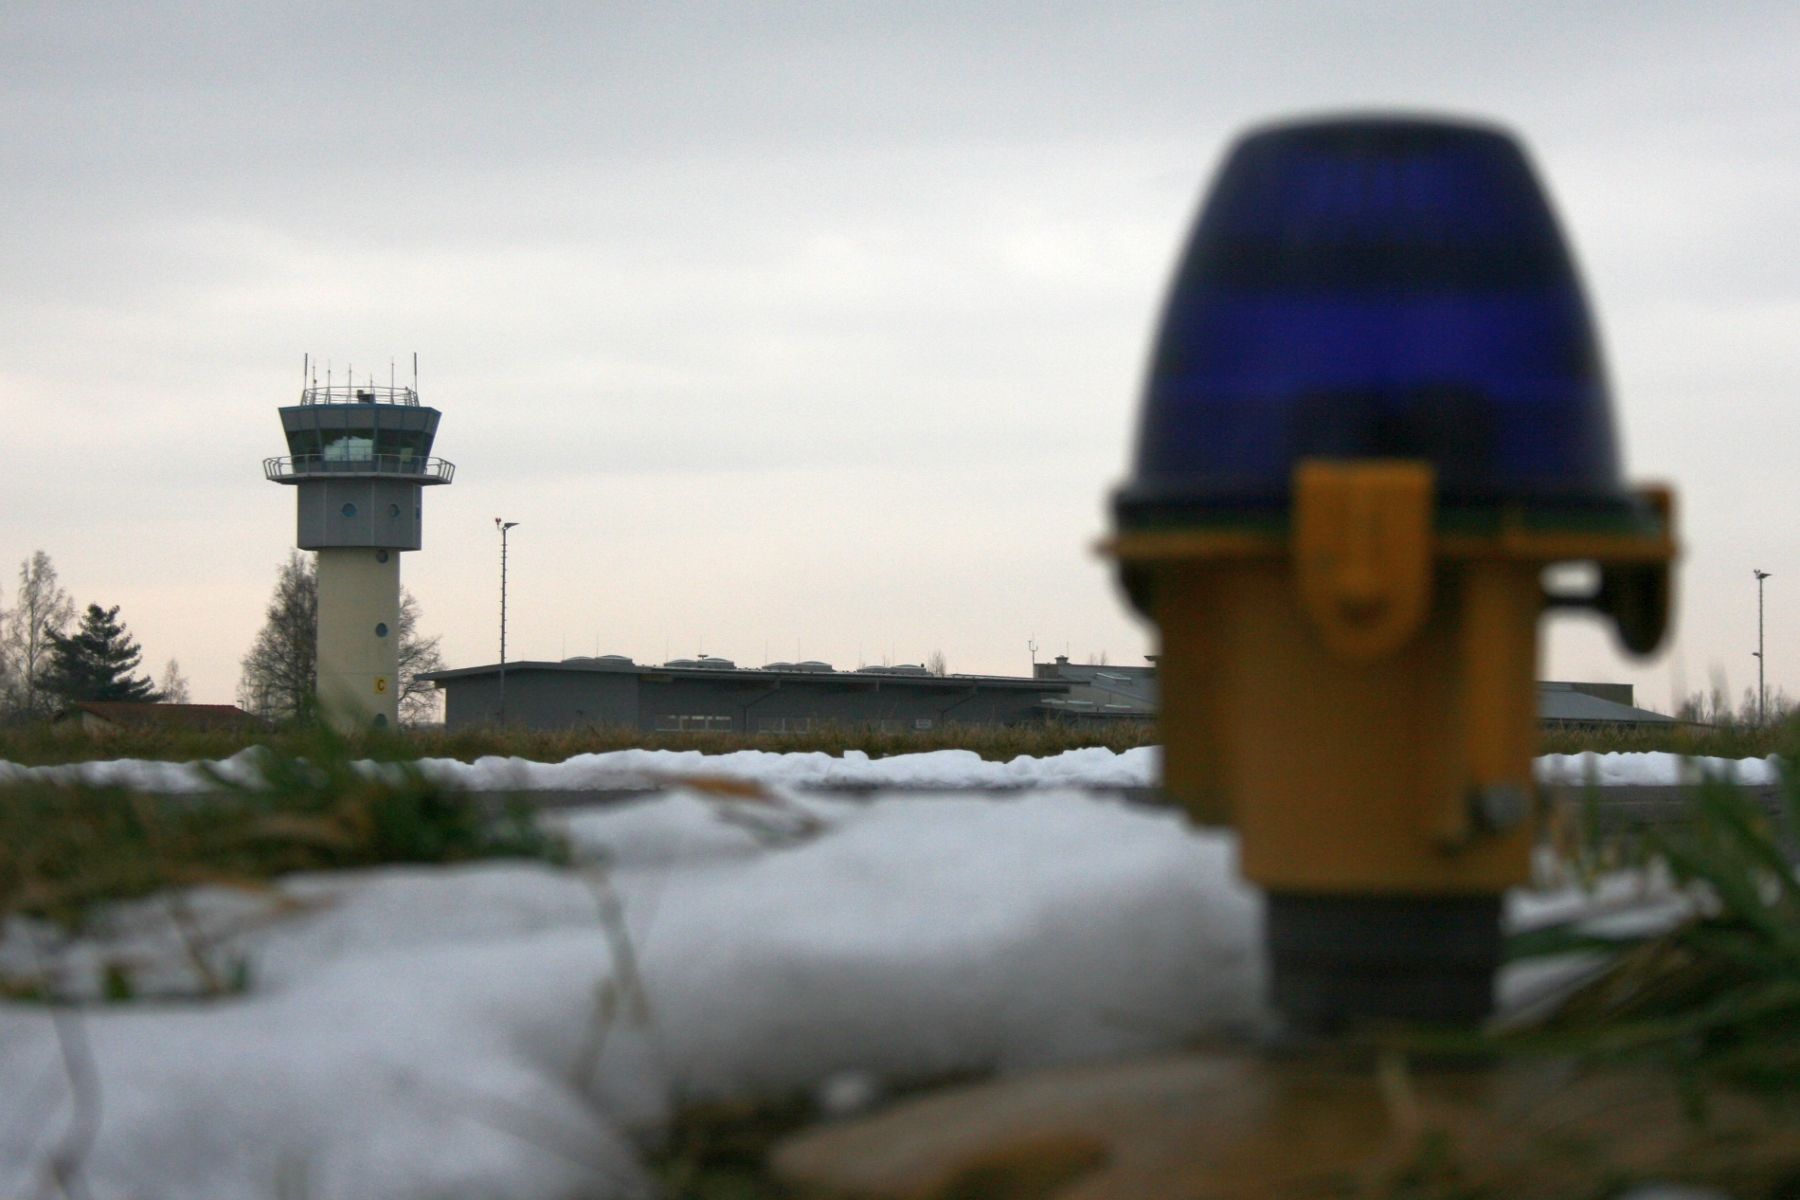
[264,455,456,483]
[299,384,420,406]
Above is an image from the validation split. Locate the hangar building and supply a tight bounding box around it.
[421,656,1073,732]
[422,653,1673,734]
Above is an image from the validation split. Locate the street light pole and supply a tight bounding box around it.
[1754,569,1771,724]
[498,519,520,723]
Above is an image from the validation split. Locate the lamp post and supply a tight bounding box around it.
[1755,569,1772,724]
[497,519,519,722]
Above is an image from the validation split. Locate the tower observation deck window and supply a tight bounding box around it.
[271,388,453,484]
[324,436,374,462]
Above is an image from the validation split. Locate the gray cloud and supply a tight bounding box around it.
[2,1,1795,702]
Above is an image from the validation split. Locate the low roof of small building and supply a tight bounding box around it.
[64,701,264,729]
[1537,687,1675,726]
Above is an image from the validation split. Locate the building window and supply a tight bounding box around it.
[341,502,357,518]
[325,435,374,462]
[654,714,733,732]
[754,716,819,733]
[375,623,389,638]
[375,549,390,563]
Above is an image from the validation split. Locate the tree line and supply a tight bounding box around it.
[0,550,185,720]
[0,550,444,725]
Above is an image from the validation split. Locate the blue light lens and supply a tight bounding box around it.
[1117,116,1627,526]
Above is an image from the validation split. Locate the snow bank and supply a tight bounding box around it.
[0,747,271,792]
[1,745,1782,794]
[416,743,1164,792]
[0,742,1760,1198]
[0,788,1262,1200]
[1534,750,1781,787]
[0,745,1163,794]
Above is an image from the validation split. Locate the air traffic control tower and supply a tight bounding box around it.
[265,371,455,729]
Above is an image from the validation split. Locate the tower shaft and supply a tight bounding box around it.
[315,548,402,725]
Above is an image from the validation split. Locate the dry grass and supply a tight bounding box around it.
[1539,713,1799,760]
[1383,733,1800,1196]
[8,711,1793,771]
[1494,766,1800,1101]
[0,724,560,941]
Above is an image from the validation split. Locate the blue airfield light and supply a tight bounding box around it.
[1105,114,1679,1032]
[1117,115,1635,528]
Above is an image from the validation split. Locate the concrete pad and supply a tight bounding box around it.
[773,1049,1799,1199]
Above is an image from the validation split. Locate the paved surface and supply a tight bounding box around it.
[772,1049,1792,1199]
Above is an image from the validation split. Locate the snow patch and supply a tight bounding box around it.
[1,788,1260,1199]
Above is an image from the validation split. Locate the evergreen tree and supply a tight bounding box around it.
[40,604,162,704]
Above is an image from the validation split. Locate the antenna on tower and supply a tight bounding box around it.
[302,353,309,391]
[413,352,418,394]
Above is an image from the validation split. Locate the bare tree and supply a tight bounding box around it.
[396,588,445,724]
[237,552,317,721]
[2,550,75,721]
[238,552,445,724]
[158,658,192,704]
[0,594,10,712]
[926,649,949,677]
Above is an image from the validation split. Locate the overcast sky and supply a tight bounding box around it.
[2,2,1795,713]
